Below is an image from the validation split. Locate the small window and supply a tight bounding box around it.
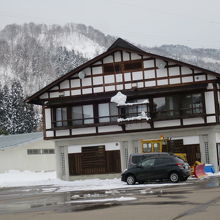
[27,149,42,155]
[42,149,55,154]
[124,61,142,71]
[103,63,121,73]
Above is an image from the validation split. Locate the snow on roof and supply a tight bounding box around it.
[111,92,127,105]
[0,132,43,149]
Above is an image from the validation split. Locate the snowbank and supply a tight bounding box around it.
[0,170,57,187]
[1,170,219,192]
[0,170,184,191]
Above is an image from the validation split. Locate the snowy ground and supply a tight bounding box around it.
[0,170,220,193]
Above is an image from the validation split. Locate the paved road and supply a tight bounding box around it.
[0,176,220,220]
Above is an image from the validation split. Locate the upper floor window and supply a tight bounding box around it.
[103,63,121,73]
[153,95,180,119]
[125,99,148,118]
[56,107,68,127]
[181,94,203,115]
[103,61,143,74]
[72,105,94,125]
[153,93,203,120]
[98,103,118,123]
[123,61,142,72]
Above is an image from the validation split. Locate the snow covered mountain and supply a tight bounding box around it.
[0,23,115,95]
[0,22,220,97]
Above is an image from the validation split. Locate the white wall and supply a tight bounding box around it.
[0,139,56,173]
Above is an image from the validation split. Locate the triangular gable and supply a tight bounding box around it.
[26,38,220,105]
[107,38,146,54]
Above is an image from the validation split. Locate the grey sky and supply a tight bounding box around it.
[0,0,220,48]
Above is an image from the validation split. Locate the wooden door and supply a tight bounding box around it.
[106,150,121,173]
[185,144,201,166]
[81,146,106,174]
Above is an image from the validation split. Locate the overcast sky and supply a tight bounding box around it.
[0,0,220,49]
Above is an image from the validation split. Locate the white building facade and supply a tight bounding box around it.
[27,38,220,180]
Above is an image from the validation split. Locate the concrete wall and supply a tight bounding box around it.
[0,139,56,173]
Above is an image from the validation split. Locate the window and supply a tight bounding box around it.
[181,93,203,115]
[103,61,143,74]
[124,61,142,71]
[72,105,94,125]
[42,149,55,154]
[27,149,41,155]
[27,149,55,155]
[98,103,118,123]
[55,107,67,127]
[103,63,121,73]
[153,95,180,119]
[72,106,83,125]
[125,99,148,118]
[153,93,203,120]
[143,143,153,153]
[83,105,94,124]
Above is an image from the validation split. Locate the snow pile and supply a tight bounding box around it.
[0,170,57,187]
[111,92,149,107]
[111,92,127,105]
[118,111,150,122]
[66,197,136,204]
[118,99,149,106]
[0,170,186,191]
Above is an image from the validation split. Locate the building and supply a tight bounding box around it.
[26,38,220,180]
[0,132,56,172]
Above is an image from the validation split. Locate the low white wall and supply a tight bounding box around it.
[0,139,56,173]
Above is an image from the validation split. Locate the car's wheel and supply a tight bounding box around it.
[126,175,136,185]
[169,172,179,183]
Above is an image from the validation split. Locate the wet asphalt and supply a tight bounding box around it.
[0,176,220,217]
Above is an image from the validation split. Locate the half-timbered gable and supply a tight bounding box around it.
[27,38,220,179]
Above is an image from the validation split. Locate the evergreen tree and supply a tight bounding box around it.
[0,81,39,134]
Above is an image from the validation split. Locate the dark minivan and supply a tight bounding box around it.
[122,153,190,185]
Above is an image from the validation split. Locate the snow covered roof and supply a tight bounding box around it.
[0,132,43,149]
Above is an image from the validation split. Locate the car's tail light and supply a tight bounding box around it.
[176,163,184,169]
